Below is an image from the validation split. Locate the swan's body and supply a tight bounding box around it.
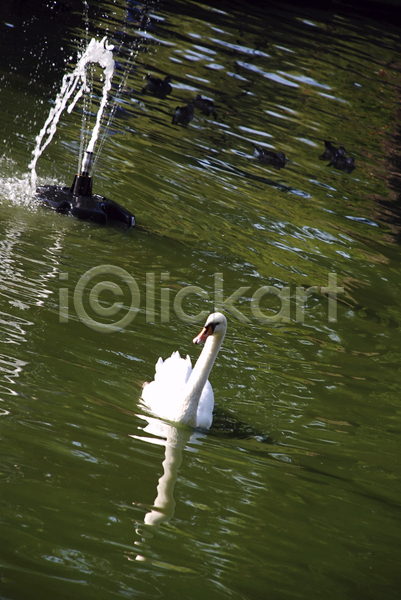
[141,313,227,429]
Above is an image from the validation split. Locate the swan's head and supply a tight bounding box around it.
[193,312,227,345]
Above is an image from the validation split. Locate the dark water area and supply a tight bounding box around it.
[1,1,401,599]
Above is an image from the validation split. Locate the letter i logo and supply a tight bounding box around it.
[59,272,69,323]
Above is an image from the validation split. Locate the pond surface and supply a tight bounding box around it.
[1,1,401,598]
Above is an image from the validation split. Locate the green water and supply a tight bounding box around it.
[1,1,401,598]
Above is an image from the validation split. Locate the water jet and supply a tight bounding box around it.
[32,37,135,228]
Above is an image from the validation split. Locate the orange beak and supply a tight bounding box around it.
[193,325,211,345]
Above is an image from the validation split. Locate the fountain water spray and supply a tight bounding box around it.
[32,37,135,228]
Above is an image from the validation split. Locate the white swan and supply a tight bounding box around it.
[141,312,227,429]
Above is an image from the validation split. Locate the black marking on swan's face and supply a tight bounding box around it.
[193,313,226,345]
[204,320,218,334]
[204,312,227,334]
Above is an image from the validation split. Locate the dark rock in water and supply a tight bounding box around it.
[193,94,217,117]
[252,143,287,169]
[322,141,355,173]
[172,103,194,126]
[142,74,172,99]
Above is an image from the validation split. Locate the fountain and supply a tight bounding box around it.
[31,37,136,228]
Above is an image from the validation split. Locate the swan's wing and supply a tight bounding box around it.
[154,356,164,375]
[196,380,214,430]
[154,352,192,383]
[141,352,193,420]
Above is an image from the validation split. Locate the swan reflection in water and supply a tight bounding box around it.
[131,313,227,561]
[131,401,208,563]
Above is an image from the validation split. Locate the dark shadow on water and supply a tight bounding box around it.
[211,407,401,511]
[199,156,311,199]
[370,109,401,243]
[210,406,275,444]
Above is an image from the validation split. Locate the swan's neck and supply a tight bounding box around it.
[177,333,224,427]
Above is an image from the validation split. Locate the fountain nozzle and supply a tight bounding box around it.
[70,174,92,197]
[81,150,94,176]
[69,151,94,196]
